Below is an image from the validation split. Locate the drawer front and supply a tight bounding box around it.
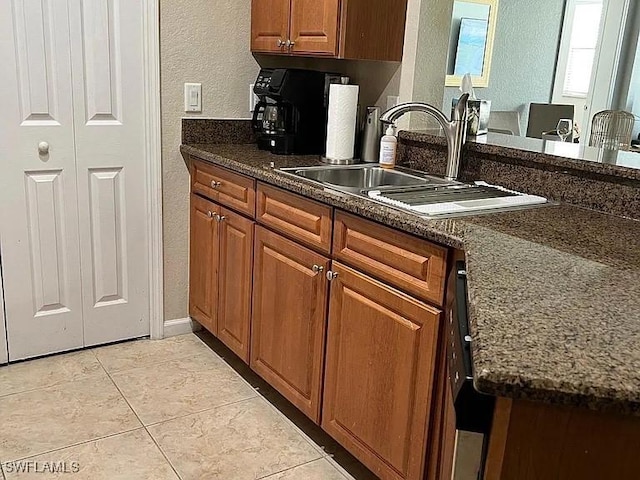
[191,159,256,217]
[333,211,448,305]
[257,183,333,254]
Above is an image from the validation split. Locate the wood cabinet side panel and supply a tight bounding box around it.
[339,0,408,61]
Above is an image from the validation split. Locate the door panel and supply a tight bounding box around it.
[0,0,84,360]
[68,0,150,345]
[251,227,330,423]
[217,208,254,363]
[189,195,220,334]
[290,0,340,55]
[251,0,291,53]
[322,263,441,480]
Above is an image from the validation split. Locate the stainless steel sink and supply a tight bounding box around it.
[279,164,548,218]
[281,165,451,193]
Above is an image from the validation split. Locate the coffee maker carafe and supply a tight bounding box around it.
[252,69,333,155]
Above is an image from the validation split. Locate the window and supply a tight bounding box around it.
[562,1,604,98]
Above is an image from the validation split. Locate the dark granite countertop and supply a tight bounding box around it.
[181,143,640,415]
[401,130,640,182]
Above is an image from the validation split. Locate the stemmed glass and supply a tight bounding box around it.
[556,119,573,142]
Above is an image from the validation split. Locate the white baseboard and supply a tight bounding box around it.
[163,317,201,337]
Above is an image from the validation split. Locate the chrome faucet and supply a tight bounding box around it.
[380,93,469,181]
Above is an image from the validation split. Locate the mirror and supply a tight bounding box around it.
[408,0,640,153]
[445,0,499,88]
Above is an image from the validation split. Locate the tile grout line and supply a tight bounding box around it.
[256,457,329,480]
[3,426,144,464]
[97,356,183,480]
[142,394,260,429]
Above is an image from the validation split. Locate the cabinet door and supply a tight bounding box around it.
[251,0,291,53]
[189,194,220,334]
[217,208,254,363]
[290,0,340,55]
[322,263,441,480]
[251,227,330,423]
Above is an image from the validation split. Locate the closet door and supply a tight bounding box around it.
[67,0,150,345]
[0,0,84,360]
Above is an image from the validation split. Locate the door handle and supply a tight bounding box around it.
[38,141,49,155]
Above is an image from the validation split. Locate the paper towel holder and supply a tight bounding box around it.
[321,155,360,165]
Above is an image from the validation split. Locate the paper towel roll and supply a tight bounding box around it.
[325,84,359,161]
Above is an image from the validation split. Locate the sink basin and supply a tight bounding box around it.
[281,165,451,193]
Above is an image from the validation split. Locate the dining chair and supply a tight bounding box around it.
[488,111,521,136]
[526,103,575,140]
[589,110,635,151]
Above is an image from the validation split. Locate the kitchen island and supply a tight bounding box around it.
[181,121,640,479]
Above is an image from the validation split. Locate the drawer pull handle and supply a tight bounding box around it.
[326,271,338,281]
[210,181,221,188]
[312,265,324,274]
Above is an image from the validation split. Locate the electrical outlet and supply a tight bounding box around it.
[249,84,260,113]
[184,83,202,112]
[387,95,400,110]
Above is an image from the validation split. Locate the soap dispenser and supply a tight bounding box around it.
[379,125,398,168]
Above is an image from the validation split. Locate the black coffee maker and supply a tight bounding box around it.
[252,69,334,155]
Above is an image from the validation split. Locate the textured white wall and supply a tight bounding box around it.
[161,0,259,321]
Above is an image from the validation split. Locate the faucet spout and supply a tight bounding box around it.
[380,93,469,181]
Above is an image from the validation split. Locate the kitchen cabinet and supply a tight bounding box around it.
[189,194,220,334]
[322,262,441,480]
[251,226,330,422]
[217,207,254,363]
[251,0,409,61]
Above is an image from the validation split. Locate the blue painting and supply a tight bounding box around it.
[454,18,489,76]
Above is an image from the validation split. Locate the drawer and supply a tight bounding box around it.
[333,211,448,306]
[257,183,333,254]
[191,159,256,217]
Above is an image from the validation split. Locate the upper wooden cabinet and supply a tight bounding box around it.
[251,0,409,61]
[251,0,290,53]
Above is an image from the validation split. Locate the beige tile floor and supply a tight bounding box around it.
[0,333,376,480]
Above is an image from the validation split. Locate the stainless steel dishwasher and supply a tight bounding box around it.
[446,261,495,479]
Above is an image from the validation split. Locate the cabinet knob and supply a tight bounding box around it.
[312,265,324,274]
[210,180,221,189]
[215,215,226,222]
[207,211,214,218]
[38,141,49,155]
[326,271,338,281]
[277,39,285,47]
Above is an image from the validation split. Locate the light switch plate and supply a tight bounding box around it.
[184,83,202,112]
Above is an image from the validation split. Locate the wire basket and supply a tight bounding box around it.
[589,110,635,151]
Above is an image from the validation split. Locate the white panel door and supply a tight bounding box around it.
[0,260,7,365]
[67,0,149,345]
[0,0,84,360]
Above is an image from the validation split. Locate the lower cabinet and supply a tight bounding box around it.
[251,226,330,423]
[189,194,220,333]
[322,262,442,480]
[189,194,254,363]
[217,207,254,363]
